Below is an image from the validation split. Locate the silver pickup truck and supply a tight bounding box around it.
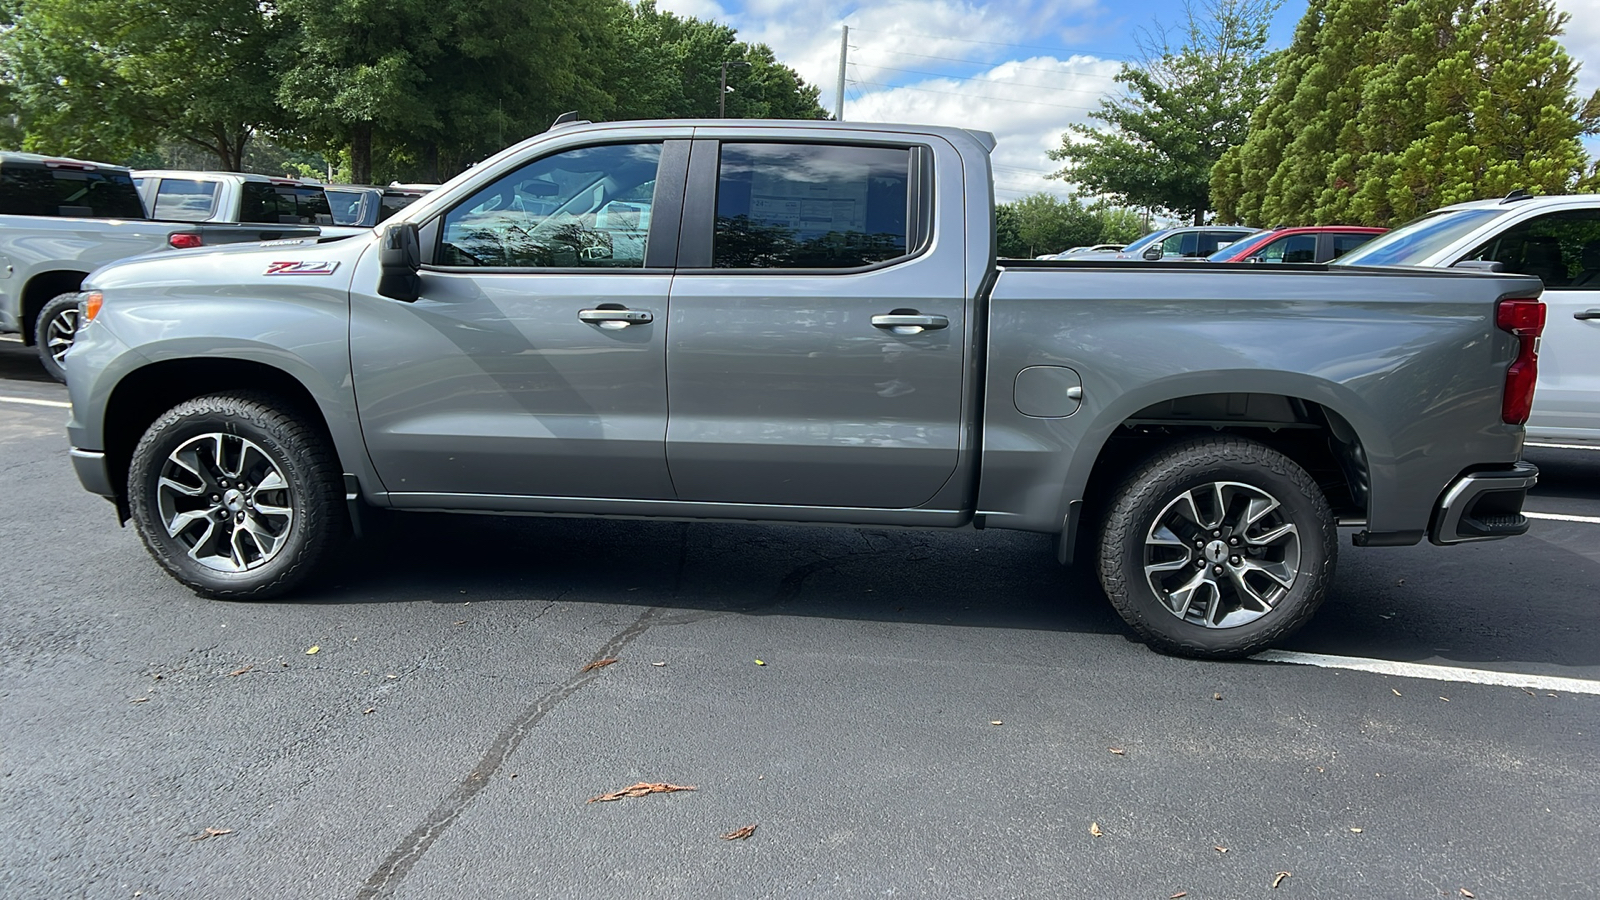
[63,119,1546,658]
[0,152,319,379]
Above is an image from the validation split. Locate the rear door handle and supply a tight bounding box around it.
[1575,309,1600,320]
[871,313,949,334]
[578,308,653,329]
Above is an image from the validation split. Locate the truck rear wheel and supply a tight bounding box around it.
[127,393,345,599]
[33,292,81,383]
[1097,436,1336,659]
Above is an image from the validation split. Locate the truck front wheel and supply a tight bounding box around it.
[127,393,346,599]
[33,292,81,383]
[1097,436,1337,659]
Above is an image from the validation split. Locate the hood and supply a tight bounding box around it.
[85,232,374,294]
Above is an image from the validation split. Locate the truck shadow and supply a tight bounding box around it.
[302,507,1600,672]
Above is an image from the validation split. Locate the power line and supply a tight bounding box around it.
[846,78,1102,113]
[848,27,1145,63]
[856,62,1115,95]
[868,47,1125,82]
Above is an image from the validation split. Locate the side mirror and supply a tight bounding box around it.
[1142,245,1163,261]
[377,222,422,302]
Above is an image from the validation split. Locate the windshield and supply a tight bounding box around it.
[1207,232,1272,261]
[1333,208,1505,266]
[1121,230,1167,253]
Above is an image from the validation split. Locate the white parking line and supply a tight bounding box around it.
[1524,511,1600,524]
[1525,441,1600,450]
[0,395,70,409]
[1253,650,1600,696]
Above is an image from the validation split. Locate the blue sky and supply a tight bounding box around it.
[657,0,1600,202]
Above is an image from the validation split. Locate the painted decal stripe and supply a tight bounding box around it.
[1524,510,1600,525]
[0,395,71,409]
[1253,650,1600,696]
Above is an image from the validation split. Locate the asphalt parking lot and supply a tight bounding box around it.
[2,335,1597,900]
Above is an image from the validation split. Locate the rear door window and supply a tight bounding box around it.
[713,143,913,269]
[1258,234,1318,263]
[0,164,145,218]
[150,178,218,221]
[1460,209,1600,289]
[1330,233,1376,259]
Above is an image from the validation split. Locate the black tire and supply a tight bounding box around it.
[1097,436,1336,659]
[33,292,81,383]
[127,392,346,599]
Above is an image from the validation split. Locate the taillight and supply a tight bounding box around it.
[1496,296,1546,425]
[169,232,203,249]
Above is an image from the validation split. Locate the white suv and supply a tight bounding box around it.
[1336,193,1600,447]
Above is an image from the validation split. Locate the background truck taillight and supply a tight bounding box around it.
[168,232,203,249]
[1496,296,1546,425]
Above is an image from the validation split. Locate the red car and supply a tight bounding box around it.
[1206,226,1387,263]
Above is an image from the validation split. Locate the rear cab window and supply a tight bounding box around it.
[0,162,145,219]
[150,178,219,221]
[241,182,334,226]
[713,143,919,269]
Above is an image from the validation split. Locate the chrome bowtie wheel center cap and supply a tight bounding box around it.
[1204,540,1229,564]
[222,489,247,513]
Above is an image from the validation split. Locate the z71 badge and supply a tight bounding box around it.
[264,260,340,276]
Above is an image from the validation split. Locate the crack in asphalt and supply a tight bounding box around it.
[354,603,665,900]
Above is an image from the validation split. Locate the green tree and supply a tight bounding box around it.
[1214,0,1600,227]
[1049,0,1282,224]
[1,0,282,168]
[1092,204,1150,244]
[995,203,1027,258]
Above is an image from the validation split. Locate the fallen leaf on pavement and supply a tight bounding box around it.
[1272,872,1292,889]
[1440,696,1450,702]
[228,665,252,677]
[1089,822,1103,837]
[363,708,375,715]
[580,658,618,673]
[588,782,697,803]
[1170,892,1188,899]
[1459,890,1475,898]
[1392,689,1401,696]
[1521,688,1536,697]
[1350,827,1363,833]
[755,659,766,666]
[721,824,758,841]
[1214,846,1229,854]
[1108,747,1125,755]
[652,661,666,667]
[453,621,466,626]
[305,646,319,655]
[190,828,234,842]
[1213,692,1223,701]
[990,720,1004,726]
[129,697,149,704]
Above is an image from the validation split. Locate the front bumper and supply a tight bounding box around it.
[70,447,115,499]
[1428,461,1538,545]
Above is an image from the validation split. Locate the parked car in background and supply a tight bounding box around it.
[1050,242,1127,259]
[132,170,367,237]
[1115,225,1261,260]
[1335,192,1600,447]
[324,183,435,228]
[0,152,318,380]
[1207,226,1386,264]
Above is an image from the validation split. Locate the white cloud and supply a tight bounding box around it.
[1555,0,1599,97]
[653,0,1124,200]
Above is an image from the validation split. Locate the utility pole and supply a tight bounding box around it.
[834,25,849,121]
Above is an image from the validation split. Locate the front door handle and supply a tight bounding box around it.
[1575,309,1600,321]
[579,308,653,329]
[871,312,949,335]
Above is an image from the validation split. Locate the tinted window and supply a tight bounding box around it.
[0,164,145,218]
[240,182,334,226]
[1335,208,1504,266]
[151,178,218,221]
[1198,231,1251,256]
[440,143,660,268]
[1160,231,1199,257]
[378,192,425,222]
[325,189,368,226]
[1258,234,1317,263]
[714,143,911,269]
[1460,209,1600,289]
[1331,233,1376,258]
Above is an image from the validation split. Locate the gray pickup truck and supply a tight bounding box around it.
[63,119,1546,658]
[0,152,318,379]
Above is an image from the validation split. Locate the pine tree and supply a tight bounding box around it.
[1214,0,1600,227]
